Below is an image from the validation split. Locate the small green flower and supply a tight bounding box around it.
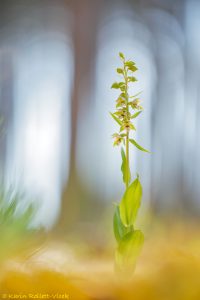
[120,121,135,132]
[116,97,126,108]
[130,99,143,110]
[115,108,131,120]
[112,133,124,146]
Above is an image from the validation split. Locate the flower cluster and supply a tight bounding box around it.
[111,52,143,147]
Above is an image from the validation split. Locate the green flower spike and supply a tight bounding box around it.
[110,52,150,275]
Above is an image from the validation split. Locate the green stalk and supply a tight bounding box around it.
[124,65,130,189]
[126,133,129,189]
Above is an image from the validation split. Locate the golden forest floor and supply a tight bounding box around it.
[0,219,200,300]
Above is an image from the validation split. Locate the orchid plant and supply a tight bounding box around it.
[110,52,150,274]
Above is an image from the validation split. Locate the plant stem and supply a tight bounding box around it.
[126,132,129,189]
[124,65,130,189]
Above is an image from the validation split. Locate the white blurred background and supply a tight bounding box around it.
[0,0,199,229]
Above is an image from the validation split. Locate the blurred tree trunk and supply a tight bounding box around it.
[55,0,103,232]
[0,0,14,181]
[0,50,14,180]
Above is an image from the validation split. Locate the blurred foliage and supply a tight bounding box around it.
[0,187,42,262]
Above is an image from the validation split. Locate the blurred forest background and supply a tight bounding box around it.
[0,0,199,232]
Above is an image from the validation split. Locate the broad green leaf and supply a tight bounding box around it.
[131,111,142,119]
[118,230,144,259]
[121,148,131,185]
[129,65,138,72]
[129,139,150,153]
[119,52,125,60]
[115,230,144,273]
[109,112,122,126]
[128,76,137,82]
[125,61,136,67]
[113,205,128,243]
[111,82,120,89]
[119,177,142,226]
[117,68,123,74]
[111,82,125,90]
